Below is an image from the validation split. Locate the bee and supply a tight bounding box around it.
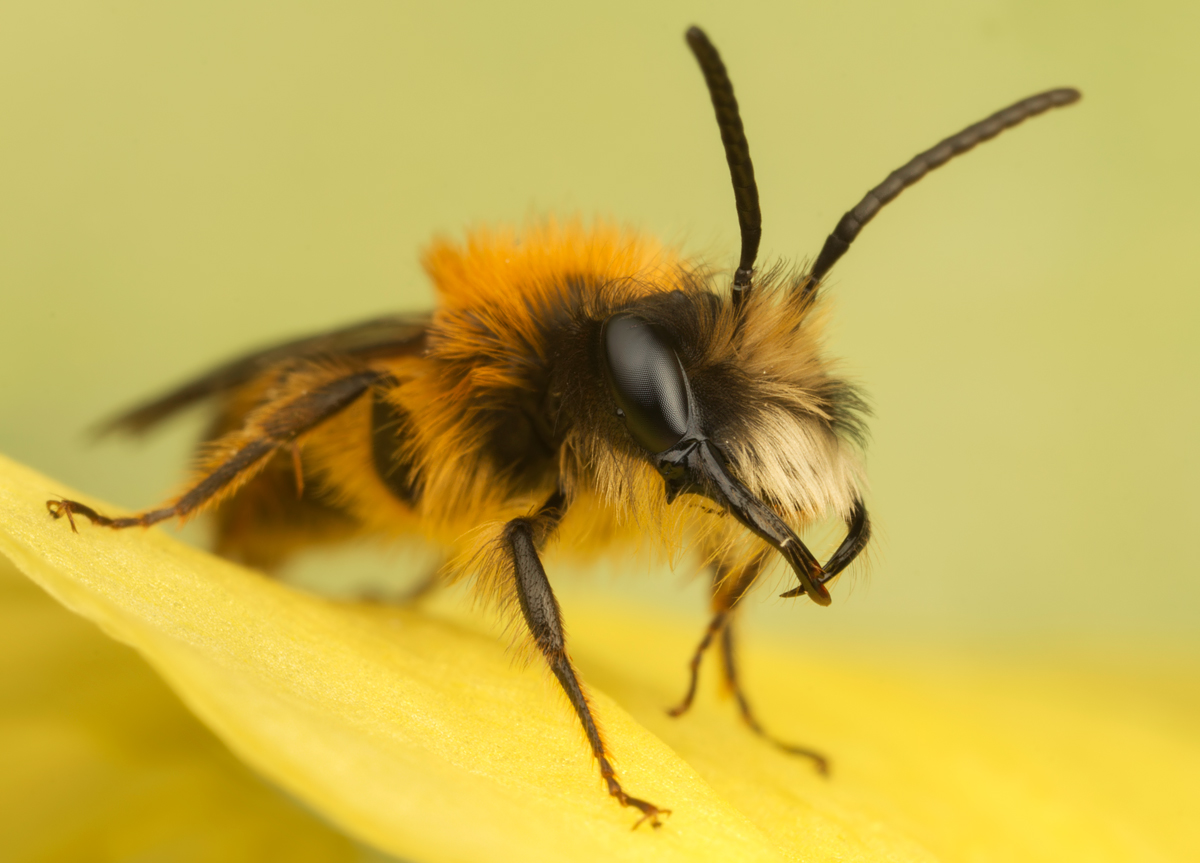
[46,27,1079,828]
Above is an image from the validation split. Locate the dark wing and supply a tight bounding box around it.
[97,314,429,436]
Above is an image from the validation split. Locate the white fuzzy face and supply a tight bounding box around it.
[717,401,866,526]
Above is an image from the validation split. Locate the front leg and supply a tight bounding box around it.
[503,492,669,830]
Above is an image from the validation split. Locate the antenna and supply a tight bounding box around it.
[806,88,1081,294]
[686,27,762,309]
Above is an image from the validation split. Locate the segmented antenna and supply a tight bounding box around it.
[806,87,1081,294]
[686,27,761,309]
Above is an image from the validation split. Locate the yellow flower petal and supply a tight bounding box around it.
[1,455,781,861]
[0,553,360,862]
[2,451,1197,862]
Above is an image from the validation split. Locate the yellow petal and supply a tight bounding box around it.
[0,455,782,861]
[0,553,360,862]
[2,451,1197,862]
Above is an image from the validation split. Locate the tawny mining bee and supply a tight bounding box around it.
[47,27,1079,827]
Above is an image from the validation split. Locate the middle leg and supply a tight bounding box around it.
[719,616,828,774]
[668,550,829,773]
[666,552,764,718]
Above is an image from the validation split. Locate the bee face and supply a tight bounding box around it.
[585,279,865,606]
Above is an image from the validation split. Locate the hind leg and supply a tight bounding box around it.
[48,367,384,532]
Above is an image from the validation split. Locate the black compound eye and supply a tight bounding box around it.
[602,313,691,453]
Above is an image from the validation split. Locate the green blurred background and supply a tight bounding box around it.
[1,0,1196,655]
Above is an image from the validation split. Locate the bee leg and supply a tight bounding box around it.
[505,492,669,830]
[665,609,727,717]
[719,617,829,775]
[667,552,829,772]
[667,552,764,718]
[47,369,384,532]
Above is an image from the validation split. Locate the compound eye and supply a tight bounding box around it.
[602,313,690,453]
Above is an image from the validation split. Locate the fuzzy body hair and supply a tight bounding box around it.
[269,221,866,600]
[150,220,868,609]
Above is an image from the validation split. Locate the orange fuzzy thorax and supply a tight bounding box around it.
[423,220,683,314]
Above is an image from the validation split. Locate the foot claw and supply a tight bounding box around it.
[46,498,120,531]
[665,700,690,718]
[627,798,670,830]
[608,779,670,830]
[774,740,830,776]
[805,752,831,777]
[46,498,79,533]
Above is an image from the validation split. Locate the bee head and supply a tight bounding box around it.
[596,283,865,606]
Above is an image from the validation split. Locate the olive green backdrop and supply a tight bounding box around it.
[1,0,1196,654]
